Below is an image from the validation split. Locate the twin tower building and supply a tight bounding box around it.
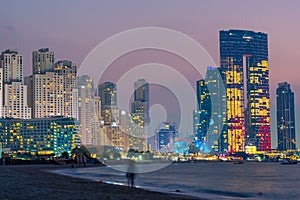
[196,29,296,153]
[0,48,77,120]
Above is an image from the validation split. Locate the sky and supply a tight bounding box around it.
[1,0,300,148]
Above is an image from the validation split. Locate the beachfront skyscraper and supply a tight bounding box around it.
[195,67,226,152]
[277,82,296,151]
[0,49,31,119]
[78,75,96,145]
[130,79,149,151]
[32,72,64,118]
[32,48,54,74]
[195,79,211,148]
[0,49,23,83]
[54,60,78,119]
[220,29,270,152]
[98,82,118,125]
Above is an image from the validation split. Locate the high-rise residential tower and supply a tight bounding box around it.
[277,82,296,151]
[54,60,78,118]
[78,75,97,145]
[0,49,31,119]
[98,82,118,125]
[131,79,149,151]
[32,72,64,118]
[220,29,270,152]
[32,48,54,74]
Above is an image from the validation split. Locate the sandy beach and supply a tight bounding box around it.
[0,164,200,200]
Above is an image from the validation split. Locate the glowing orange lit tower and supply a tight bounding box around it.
[220,30,270,152]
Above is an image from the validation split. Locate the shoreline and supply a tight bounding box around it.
[0,164,201,200]
[50,165,204,199]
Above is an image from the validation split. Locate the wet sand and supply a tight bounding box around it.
[0,164,201,200]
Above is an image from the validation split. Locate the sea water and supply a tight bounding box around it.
[53,162,300,199]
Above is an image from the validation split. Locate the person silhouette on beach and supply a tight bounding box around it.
[126,159,136,187]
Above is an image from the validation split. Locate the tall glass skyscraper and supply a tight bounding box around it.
[98,82,118,125]
[220,29,270,152]
[277,82,296,151]
[196,66,226,152]
[196,79,211,147]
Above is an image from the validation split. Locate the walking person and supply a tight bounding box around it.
[126,159,136,187]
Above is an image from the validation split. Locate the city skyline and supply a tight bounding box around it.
[1,1,300,148]
[1,2,300,199]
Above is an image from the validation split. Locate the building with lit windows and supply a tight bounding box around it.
[77,75,99,145]
[0,49,31,119]
[3,82,31,119]
[32,48,54,74]
[220,29,270,152]
[195,79,211,148]
[0,117,79,156]
[154,122,177,152]
[102,125,128,150]
[277,82,296,151]
[0,49,23,83]
[54,60,78,119]
[130,79,149,151]
[32,72,64,118]
[193,109,200,135]
[98,82,118,125]
[205,67,226,152]
[195,67,226,153]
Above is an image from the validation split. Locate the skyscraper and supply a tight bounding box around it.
[154,122,177,152]
[54,60,78,118]
[0,49,23,83]
[0,49,31,119]
[277,82,296,151]
[220,29,270,152]
[32,48,54,74]
[131,79,149,151]
[195,79,211,148]
[195,67,226,152]
[32,72,64,118]
[98,82,118,125]
[78,75,94,145]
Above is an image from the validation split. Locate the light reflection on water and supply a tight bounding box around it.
[54,162,300,199]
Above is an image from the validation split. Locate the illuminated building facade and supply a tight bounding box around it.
[220,29,270,152]
[102,125,128,150]
[195,67,226,152]
[193,109,200,135]
[32,72,64,118]
[98,82,118,125]
[205,67,227,152]
[195,79,211,148]
[1,49,32,119]
[130,79,149,151]
[32,48,54,74]
[0,117,79,156]
[54,60,78,119]
[277,82,296,151]
[154,122,177,152]
[78,75,96,145]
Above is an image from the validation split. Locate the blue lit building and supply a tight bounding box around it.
[154,122,177,152]
[0,117,79,156]
[195,79,211,148]
[195,67,226,153]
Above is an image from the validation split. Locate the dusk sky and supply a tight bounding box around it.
[1,0,300,148]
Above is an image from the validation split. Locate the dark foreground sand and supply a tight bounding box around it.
[0,165,201,200]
